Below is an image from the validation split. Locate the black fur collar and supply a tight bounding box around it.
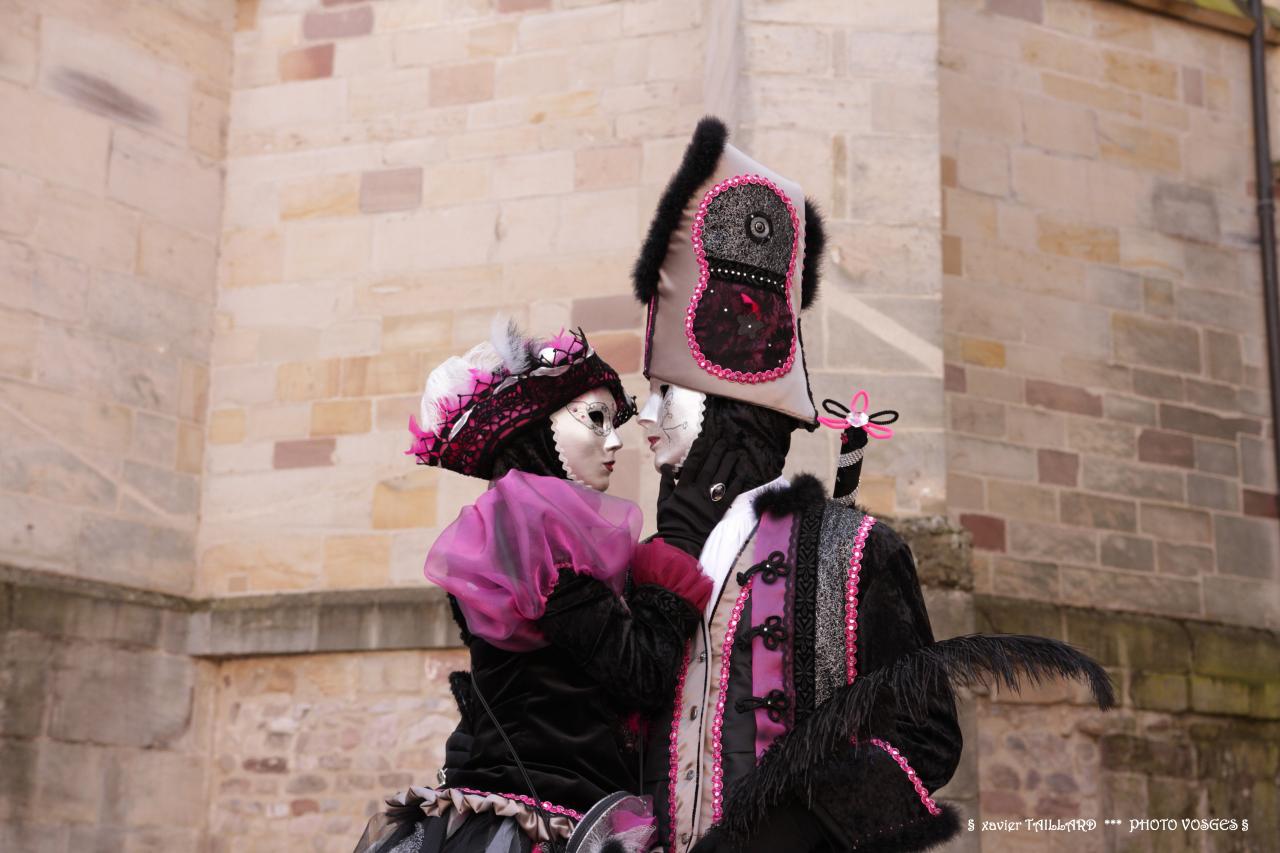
[753,473,826,518]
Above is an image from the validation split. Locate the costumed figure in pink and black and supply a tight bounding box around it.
[355,322,713,853]
[631,118,1116,852]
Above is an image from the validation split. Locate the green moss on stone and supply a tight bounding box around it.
[1190,675,1254,716]
[1131,672,1190,712]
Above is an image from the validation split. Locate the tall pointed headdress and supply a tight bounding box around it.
[632,117,825,424]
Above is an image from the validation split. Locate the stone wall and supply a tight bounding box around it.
[941,0,1280,631]
[202,0,711,595]
[975,595,1279,852]
[206,648,466,853]
[0,0,232,595]
[0,567,214,850]
[202,0,949,597]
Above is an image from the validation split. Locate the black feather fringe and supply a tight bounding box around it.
[718,634,1114,841]
[632,116,729,304]
[752,473,826,519]
[801,198,825,310]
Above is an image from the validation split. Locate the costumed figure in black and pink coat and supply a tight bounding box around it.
[355,322,714,853]
[631,118,1116,853]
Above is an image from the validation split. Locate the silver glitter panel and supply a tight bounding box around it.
[837,448,865,467]
[814,501,864,705]
[700,183,796,276]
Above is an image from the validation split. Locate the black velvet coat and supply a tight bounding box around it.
[444,571,699,816]
[646,476,964,853]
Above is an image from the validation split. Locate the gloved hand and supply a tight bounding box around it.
[656,434,761,557]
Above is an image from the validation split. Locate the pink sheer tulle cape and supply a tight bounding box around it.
[423,470,643,651]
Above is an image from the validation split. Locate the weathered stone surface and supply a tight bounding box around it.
[1152,181,1219,242]
[1113,314,1201,373]
[1026,379,1102,417]
[1213,514,1279,578]
[1189,622,1277,683]
[360,167,423,214]
[1186,473,1238,512]
[1131,672,1189,713]
[1132,368,1183,401]
[1189,675,1253,716]
[974,595,1064,639]
[1242,489,1279,519]
[1038,448,1079,487]
[48,645,194,748]
[1159,403,1261,441]
[1059,492,1137,531]
[1080,457,1183,502]
[1060,566,1199,616]
[960,513,1005,552]
[1156,542,1212,577]
[1139,503,1211,544]
[1137,429,1193,468]
[1100,533,1154,571]
[1007,520,1096,564]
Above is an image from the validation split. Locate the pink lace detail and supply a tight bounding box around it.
[667,642,691,852]
[710,579,754,824]
[687,174,800,384]
[844,515,875,683]
[454,787,584,822]
[870,739,942,817]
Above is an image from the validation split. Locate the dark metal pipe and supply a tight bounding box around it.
[1247,0,1280,505]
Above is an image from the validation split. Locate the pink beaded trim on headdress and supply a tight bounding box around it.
[709,579,753,825]
[686,174,800,384]
[843,516,941,817]
[666,642,691,852]
[454,787,584,822]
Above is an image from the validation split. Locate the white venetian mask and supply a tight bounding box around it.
[637,379,706,472]
[549,386,623,491]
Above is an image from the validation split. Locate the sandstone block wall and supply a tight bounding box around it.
[0,0,233,596]
[203,0,951,599]
[942,0,1280,631]
[0,569,215,850]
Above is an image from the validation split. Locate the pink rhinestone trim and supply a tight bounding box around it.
[842,516,941,817]
[454,787,583,822]
[871,738,943,817]
[844,515,876,684]
[666,641,691,852]
[686,174,801,384]
[710,579,754,824]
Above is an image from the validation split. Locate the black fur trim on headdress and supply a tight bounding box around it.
[801,198,825,310]
[716,633,1114,842]
[753,473,826,518]
[632,116,729,305]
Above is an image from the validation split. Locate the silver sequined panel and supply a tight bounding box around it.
[701,183,796,276]
[815,501,864,705]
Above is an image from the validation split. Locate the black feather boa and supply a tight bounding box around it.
[717,633,1114,843]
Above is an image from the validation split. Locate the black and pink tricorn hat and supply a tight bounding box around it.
[632,117,825,425]
[407,325,634,480]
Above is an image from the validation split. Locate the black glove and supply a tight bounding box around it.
[656,436,755,556]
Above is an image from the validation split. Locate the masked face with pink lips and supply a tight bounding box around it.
[637,379,707,473]
[550,386,624,491]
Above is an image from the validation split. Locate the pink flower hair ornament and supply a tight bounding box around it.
[818,390,898,440]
